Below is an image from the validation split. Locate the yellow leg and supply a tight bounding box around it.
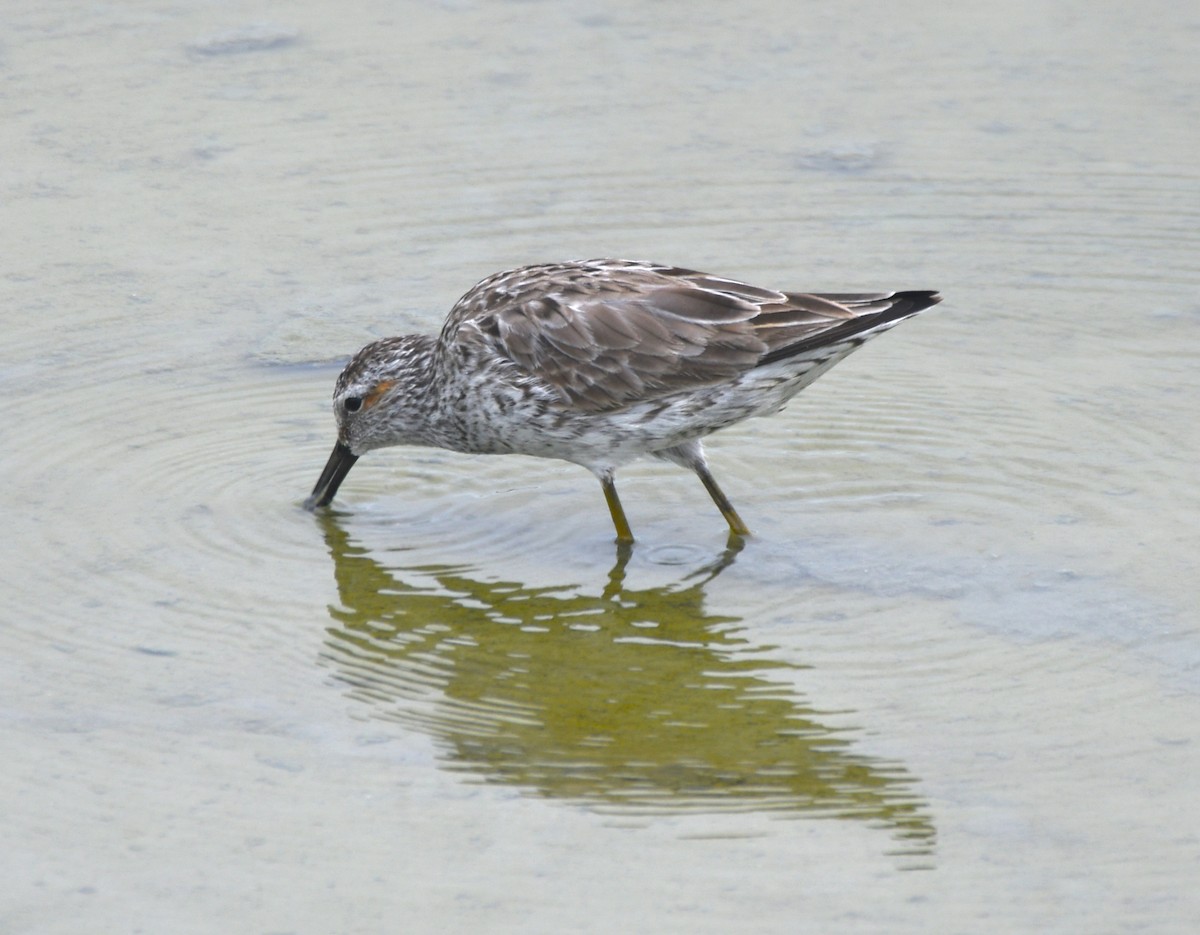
[695,465,751,537]
[600,474,635,543]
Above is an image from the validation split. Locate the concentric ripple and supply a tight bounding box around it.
[2,359,332,665]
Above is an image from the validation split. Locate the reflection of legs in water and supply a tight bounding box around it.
[602,533,745,602]
[602,540,635,601]
[689,532,747,585]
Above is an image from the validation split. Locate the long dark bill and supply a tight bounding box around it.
[304,441,360,511]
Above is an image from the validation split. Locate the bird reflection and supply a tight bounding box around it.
[315,512,934,858]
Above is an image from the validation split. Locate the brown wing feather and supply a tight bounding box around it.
[445,261,938,412]
[489,289,766,411]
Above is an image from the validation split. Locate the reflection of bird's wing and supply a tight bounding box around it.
[445,260,940,412]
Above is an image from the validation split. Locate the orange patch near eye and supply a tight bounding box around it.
[362,380,396,410]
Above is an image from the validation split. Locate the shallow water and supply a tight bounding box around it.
[3,1,1199,932]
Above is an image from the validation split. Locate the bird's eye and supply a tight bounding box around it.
[344,396,363,413]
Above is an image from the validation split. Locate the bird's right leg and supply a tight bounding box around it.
[598,470,635,544]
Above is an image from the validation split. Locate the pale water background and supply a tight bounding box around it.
[3,1,1199,932]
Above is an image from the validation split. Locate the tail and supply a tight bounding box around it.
[758,290,941,366]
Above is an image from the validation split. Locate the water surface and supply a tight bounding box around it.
[3,1,1198,932]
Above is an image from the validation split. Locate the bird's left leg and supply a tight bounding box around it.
[656,440,751,537]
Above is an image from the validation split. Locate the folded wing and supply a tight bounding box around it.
[450,261,939,412]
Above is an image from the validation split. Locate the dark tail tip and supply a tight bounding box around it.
[895,290,942,314]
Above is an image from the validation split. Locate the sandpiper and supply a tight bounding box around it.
[305,259,940,542]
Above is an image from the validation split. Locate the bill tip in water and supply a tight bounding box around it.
[304,442,358,513]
